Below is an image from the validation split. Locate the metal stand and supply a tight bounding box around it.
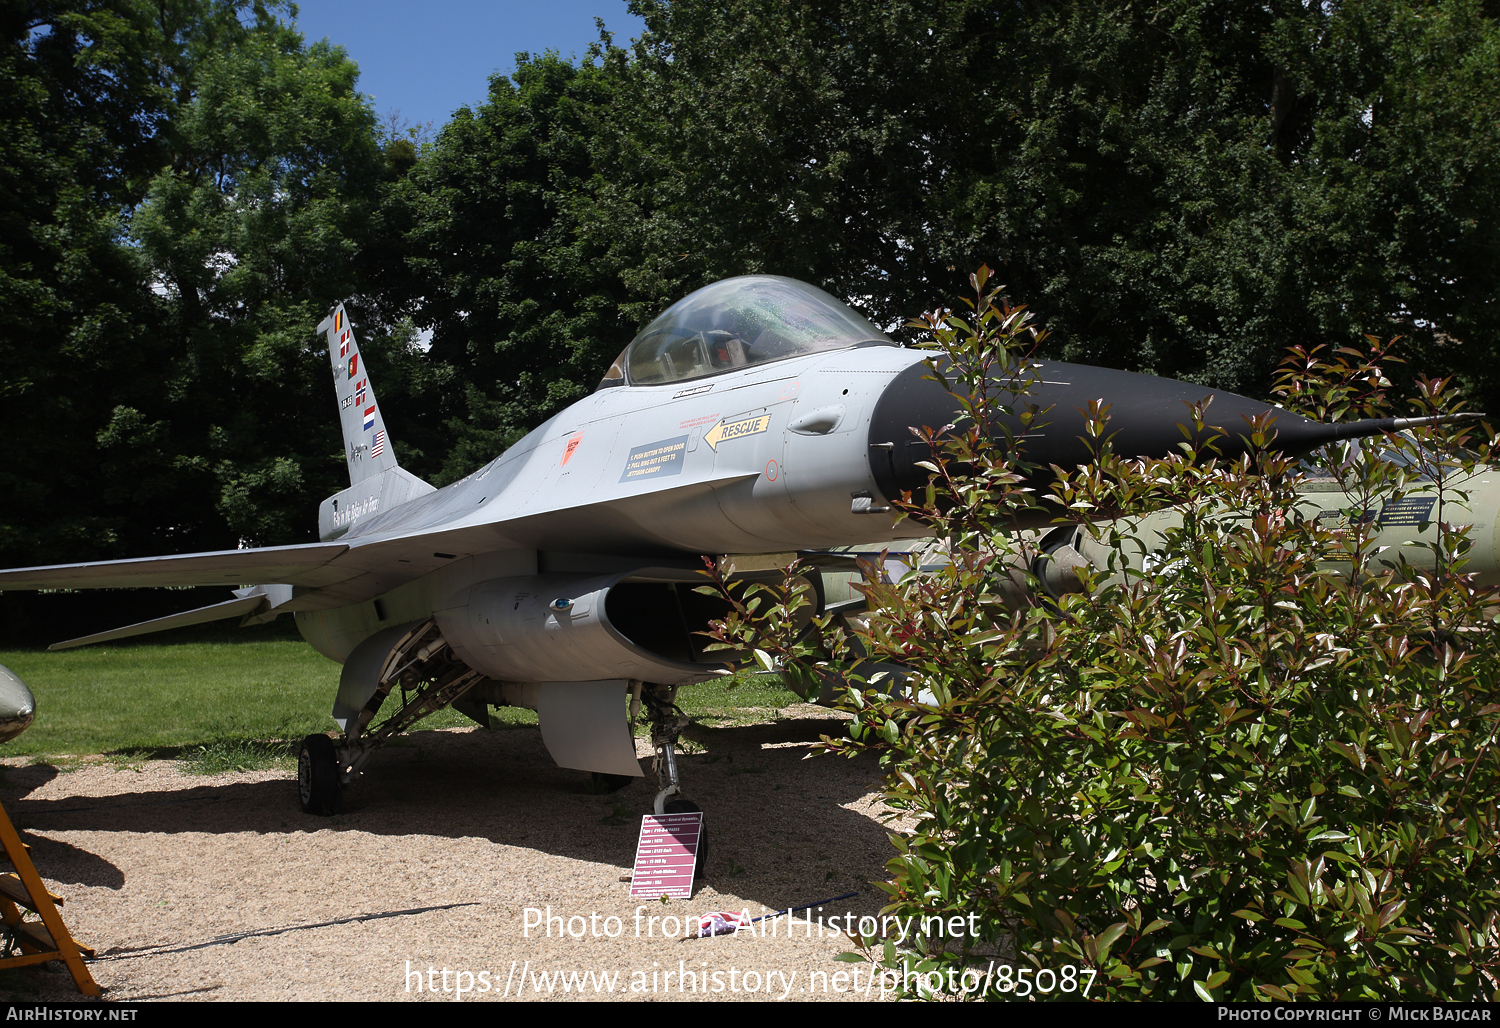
[0,799,97,996]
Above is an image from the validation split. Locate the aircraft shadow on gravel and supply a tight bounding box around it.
[7,721,891,911]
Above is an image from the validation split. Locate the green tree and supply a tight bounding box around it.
[383,50,629,483]
[0,0,188,567]
[585,0,992,329]
[0,0,395,566]
[127,0,387,545]
[583,0,1500,404]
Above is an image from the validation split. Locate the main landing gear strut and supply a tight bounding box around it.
[298,620,483,815]
[296,625,710,849]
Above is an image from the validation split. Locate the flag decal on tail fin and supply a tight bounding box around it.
[324,302,405,487]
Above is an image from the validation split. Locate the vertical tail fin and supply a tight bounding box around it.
[317,303,398,486]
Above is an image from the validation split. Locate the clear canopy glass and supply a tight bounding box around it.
[599,276,891,388]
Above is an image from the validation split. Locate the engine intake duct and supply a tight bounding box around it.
[434,568,739,685]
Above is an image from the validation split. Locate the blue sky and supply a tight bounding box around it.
[289,1,646,133]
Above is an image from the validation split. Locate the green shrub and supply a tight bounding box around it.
[704,269,1500,1000]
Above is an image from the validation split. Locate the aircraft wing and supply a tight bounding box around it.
[0,473,776,614]
[0,542,351,591]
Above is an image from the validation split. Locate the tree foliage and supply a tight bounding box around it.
[411,0,1500,486]
[0,0,180,564]
[0,0,397,564]
[383,51,629,484]
[7,0,1500,573]
[127,1,387,545]
[585,0,1500,401]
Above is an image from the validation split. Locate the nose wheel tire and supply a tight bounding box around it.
[298,734,341,816]
[664,798,706,881]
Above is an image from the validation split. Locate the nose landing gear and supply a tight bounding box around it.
[643,684,706,879]
[643,684,689,814]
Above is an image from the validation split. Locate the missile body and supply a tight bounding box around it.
[817,471,1500,624]
[0,665,36,743]
[1028,470,1500,601]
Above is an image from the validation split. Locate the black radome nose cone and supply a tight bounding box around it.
[867,359,1334,507]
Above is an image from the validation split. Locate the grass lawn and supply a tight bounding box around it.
[0,619,803,762]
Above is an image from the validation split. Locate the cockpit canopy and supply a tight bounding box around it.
[598,276,892,389]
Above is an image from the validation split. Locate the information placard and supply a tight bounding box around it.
[630,812,703,899]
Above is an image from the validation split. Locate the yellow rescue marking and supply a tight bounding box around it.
[703,413,771,451]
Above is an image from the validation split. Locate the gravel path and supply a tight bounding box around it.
[0,705,903,1002]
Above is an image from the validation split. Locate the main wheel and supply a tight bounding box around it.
[664,798,706,881]
[298,734,341,816]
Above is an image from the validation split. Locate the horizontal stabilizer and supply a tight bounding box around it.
[0,542,348,591]
[47,595,267,651]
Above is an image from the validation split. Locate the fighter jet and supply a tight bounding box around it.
[0,276,1436,815]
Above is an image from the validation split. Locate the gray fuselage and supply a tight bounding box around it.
[295,343,932,668]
